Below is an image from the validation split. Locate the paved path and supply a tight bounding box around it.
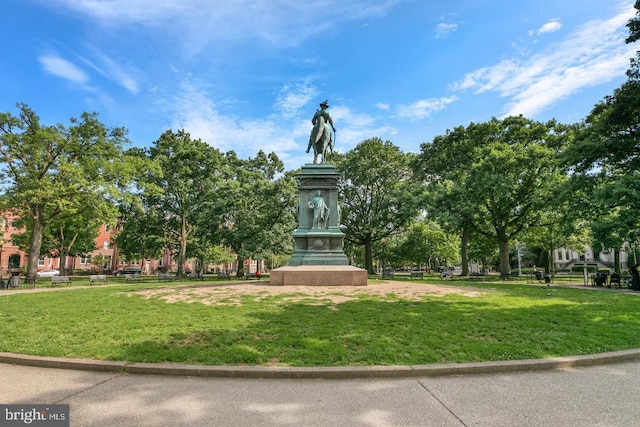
[3,360,640,426]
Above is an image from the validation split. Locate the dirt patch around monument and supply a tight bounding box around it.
[129,280,486,306]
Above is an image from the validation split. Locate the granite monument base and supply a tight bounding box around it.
[269,265,368,286]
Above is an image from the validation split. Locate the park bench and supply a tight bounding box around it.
[187,273,202,280]
[155,273,173,281]
[246,272,260,280]
[382,270,394,279]
[609,273,622,289]
[51,276,71,287]
[125,273,142,282]
[217,272,230,280]
[89,274,108,285]
[590,273,608,287]
[410,271,424,279]
[469,272,486,281]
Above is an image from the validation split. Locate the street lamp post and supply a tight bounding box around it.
[517,243,523,277]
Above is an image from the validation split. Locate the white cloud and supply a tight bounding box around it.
[537,20,562,34]
[88,50,140,94]
[40,50,140,95]
[41,0,402,49]
[435,22,459,39]
[375,103,390,110]
[163,77,397,167]
[39,55,89,84]
[396,96,457,120]
[452,4,636,118]
[170,79,299,158]
[329,105,395,148]
[274,80,317,120]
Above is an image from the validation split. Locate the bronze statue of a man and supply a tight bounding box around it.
[308,190,330,229]
[307,100,336,164]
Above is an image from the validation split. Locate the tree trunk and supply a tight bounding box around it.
[460,227,469,276]
[498,236,511,279]
[236,255,245,277]
[60,249,70,276]
[614,248,621,274]
[364,240,374,275]
[26,207,44,284]
[177,215,188,277]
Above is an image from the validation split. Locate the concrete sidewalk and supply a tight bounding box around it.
[3,358,640,426]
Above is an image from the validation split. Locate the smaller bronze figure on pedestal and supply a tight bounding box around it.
[307,100,336,164]
[308,190,330,229]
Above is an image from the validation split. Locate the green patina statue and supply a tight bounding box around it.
[306,100,336,164]
[308,190,330,229]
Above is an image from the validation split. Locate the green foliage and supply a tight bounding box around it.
[210,151,297,276]
[0,103,130,282]
[570,264,599,273]
[114,202,166,262]
[415,116,571,278]
[123,130,225,276]
[393,218,460,269]
[563,6,640,266]
[335,138,421,274]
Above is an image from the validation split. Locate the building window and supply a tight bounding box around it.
[105,224,111,233]
[8,254,20,269]
[81,254,92,264]
[104,240,110,249]
[38,256,45,266]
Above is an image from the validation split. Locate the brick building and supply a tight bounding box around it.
[0,213,257,277]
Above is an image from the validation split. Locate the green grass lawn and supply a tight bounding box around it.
[1,279,639,367]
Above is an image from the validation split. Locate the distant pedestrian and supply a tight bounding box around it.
[630,264,639,290]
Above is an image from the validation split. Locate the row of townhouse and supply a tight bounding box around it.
[553,246,637,271]
[0,213,262,277]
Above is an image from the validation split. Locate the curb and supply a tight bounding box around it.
[2,348,640,379]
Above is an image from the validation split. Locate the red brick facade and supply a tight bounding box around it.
[0,214,259,277]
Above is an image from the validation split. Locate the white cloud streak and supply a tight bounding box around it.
[170,79,299,159]
[41,0,402,49]
[274,80,317,120]
[452,4,636,118]
[435,22,459,39]
[537,20,562,34]
[330,105,395,148]
[40,50,140,95]
[39,55,89,84]
[86,50,140,94]
[396,96,457,120]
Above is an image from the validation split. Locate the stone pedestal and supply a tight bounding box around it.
[270,265,367,286]
[270,164,367,286]
[288,164,348,266]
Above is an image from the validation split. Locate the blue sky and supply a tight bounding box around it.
[2,0,637,170]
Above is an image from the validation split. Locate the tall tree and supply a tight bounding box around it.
[0,104,129,283]
[395,218,460,271]
[41,204,108,275]
[335,138,420,274]
[564,4,640,270]
[114,201,166,265]
[213,151,297,276]
[133,130,225,277]
[415,116,570,278]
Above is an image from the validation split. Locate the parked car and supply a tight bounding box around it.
[113,266,142,276]
[37,269,60,278]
